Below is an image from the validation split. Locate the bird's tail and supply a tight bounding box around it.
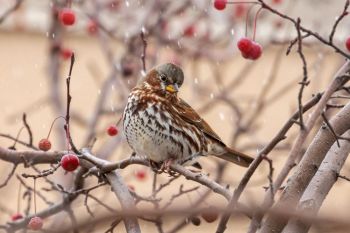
[214,146,254,167]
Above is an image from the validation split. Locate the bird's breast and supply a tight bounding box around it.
[123,90,208,162]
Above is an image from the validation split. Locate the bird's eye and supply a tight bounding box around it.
[160,74,167,82]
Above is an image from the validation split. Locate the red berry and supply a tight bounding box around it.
[201,210,218,223]
[87,20,98,35]
[135,169,147,181]
[107,125,118,136]
[60,48,73,60]
[11,213,23,221]
[214,0,227,10]
[241,50,250,59]
[38,139,51,151]
[59,8,75,26]
[184,25,195,37]
[249,42,263,60]
[61,154,80,172]
[237,37,253,54]
[28,216,43,230]
[346,37,350,51]
[237,38,263,60]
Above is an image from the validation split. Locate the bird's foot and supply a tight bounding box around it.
[149,160,162,174]
[148,159,178,176]
[160,158,173,171]
[160,159,178,176]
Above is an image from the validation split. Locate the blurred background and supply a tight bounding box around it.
[1,0,350,232]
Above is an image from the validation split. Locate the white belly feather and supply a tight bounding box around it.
[123,102,183,162]
[123,91,207,163]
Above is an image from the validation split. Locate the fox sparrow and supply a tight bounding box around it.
[122,63,253,169]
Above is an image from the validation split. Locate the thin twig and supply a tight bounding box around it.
[161,185,200,210]
[105,218,122,233]
[329,0,349,44]
[0,164,17,189]
[22,113,33,147]
[338,174,350,182]
[64,53,79,154]
[88,194,117,213]
[321,112,341,147]
[295,17,309,129]
[140,30,147,72]
[22,163,61,179]
[85,192,95,217]
[286,33,310,55]
[0,133,38,150]
[263,156,275,203]
[258,0,350,59]
[155,176,180,194]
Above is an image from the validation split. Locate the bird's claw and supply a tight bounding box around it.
[149,159,177,176]
[149,160,162,174]
[160,159,178,176]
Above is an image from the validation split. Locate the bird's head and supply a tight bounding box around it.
[143,63,184,94]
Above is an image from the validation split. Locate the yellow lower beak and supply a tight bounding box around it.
[166,85,177,93]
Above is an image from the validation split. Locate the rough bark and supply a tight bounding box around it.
[249,61,350,233]
[106,171,142,233]
[282,130,350,233]
[259,100,350,233]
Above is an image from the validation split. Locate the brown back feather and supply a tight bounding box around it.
[171,97,225,145]
[169,97,254,167]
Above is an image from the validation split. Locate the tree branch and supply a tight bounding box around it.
[105,171,141,233]
[283,130,350,233]
[260,98,350,233]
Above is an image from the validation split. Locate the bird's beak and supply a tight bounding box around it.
[166,84,178,93]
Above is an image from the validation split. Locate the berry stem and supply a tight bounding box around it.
[33,178,37,215]
[46,116,65,139]
[253,7,263,41]
[115,116,123,126]
[245,4,257,38]
[17,182,22,213]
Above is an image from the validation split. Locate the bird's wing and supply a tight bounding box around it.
[170,97,224,145]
